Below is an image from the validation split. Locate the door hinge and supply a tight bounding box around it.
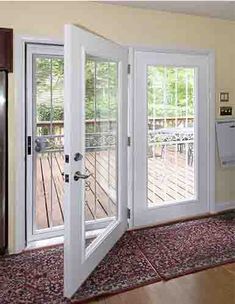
[127,136,131,146]
[27,136,32,155]
[127,208,131,219]
[128,64,131,74]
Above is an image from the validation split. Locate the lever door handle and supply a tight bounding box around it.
[74,171,91,181]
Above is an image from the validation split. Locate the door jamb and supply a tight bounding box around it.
[14,35,63,253]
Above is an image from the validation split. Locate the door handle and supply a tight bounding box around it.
[35,138,42,152]
[35,137,51,153]
[74,171,91,181]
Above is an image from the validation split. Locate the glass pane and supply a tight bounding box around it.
[34,55,65,231]
[35,151,64,230]
[35,152,51,230]
[52,58,64,135]
[147,66,196,206]
[84,56,118,246]
[35,57,64,136]
[35,57,52,136]
[33,53,119,240]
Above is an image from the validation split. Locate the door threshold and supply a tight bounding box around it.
[26,228,106,251]
[129,211,211,232]
[26,236,64,251]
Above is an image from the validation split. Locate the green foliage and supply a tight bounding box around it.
[35,57,195,127]
[85,58,118,122]
[35,57,64,122]
[37,104,64,121]
[37,103,50,121]
[147,66,194,118]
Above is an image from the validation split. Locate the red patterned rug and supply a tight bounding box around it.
[0,233,161,304]
[72,233,161,302]
[0,212,234,303]
[131,211,235,280]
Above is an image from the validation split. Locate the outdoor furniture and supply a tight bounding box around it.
[148,127,194,166]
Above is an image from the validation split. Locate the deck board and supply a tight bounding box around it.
[47,155,64,224]
[39,156,51,227]
[35,148,194,229]
[36,157,49,229]
[85,156,116,218]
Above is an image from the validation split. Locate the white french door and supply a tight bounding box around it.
[134,51,210,227]
[64,25,128,298]
[26,44,65,242]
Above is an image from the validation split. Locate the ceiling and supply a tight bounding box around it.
[103,1,235,21]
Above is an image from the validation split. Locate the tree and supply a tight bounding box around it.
[147,66,194,119]
[35,57,195,133]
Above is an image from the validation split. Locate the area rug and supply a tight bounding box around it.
[0,233,161,304]
[0,212,234,304]
[131,211,235,280]
[72,233,161,302]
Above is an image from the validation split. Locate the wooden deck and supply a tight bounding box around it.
[35,147,194,230]
[148,146,194,205]
[35,150,118,230]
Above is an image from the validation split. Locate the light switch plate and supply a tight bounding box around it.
[220,106,232,116]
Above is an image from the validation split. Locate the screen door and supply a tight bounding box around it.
[63,25,128,298]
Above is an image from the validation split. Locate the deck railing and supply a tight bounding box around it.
[148,116,194,130]
[36,117,194,152]
[37,117,194,135]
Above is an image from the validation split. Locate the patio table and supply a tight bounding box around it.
[148,127,194,166]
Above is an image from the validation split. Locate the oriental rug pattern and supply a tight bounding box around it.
[0,212,234,303]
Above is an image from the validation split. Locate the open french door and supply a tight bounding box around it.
[63,25,128,298]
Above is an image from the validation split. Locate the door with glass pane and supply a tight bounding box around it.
[134,51,209,227]
[26,43,124,243]
[26,44,65,242]
[64,25,128,298]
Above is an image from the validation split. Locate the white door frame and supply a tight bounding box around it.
[26,43,64,243]
[128,46,215,228]
[14,36,64,253]
[14,39,215,253]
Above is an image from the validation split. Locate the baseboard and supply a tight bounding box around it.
[214,201,235,213]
